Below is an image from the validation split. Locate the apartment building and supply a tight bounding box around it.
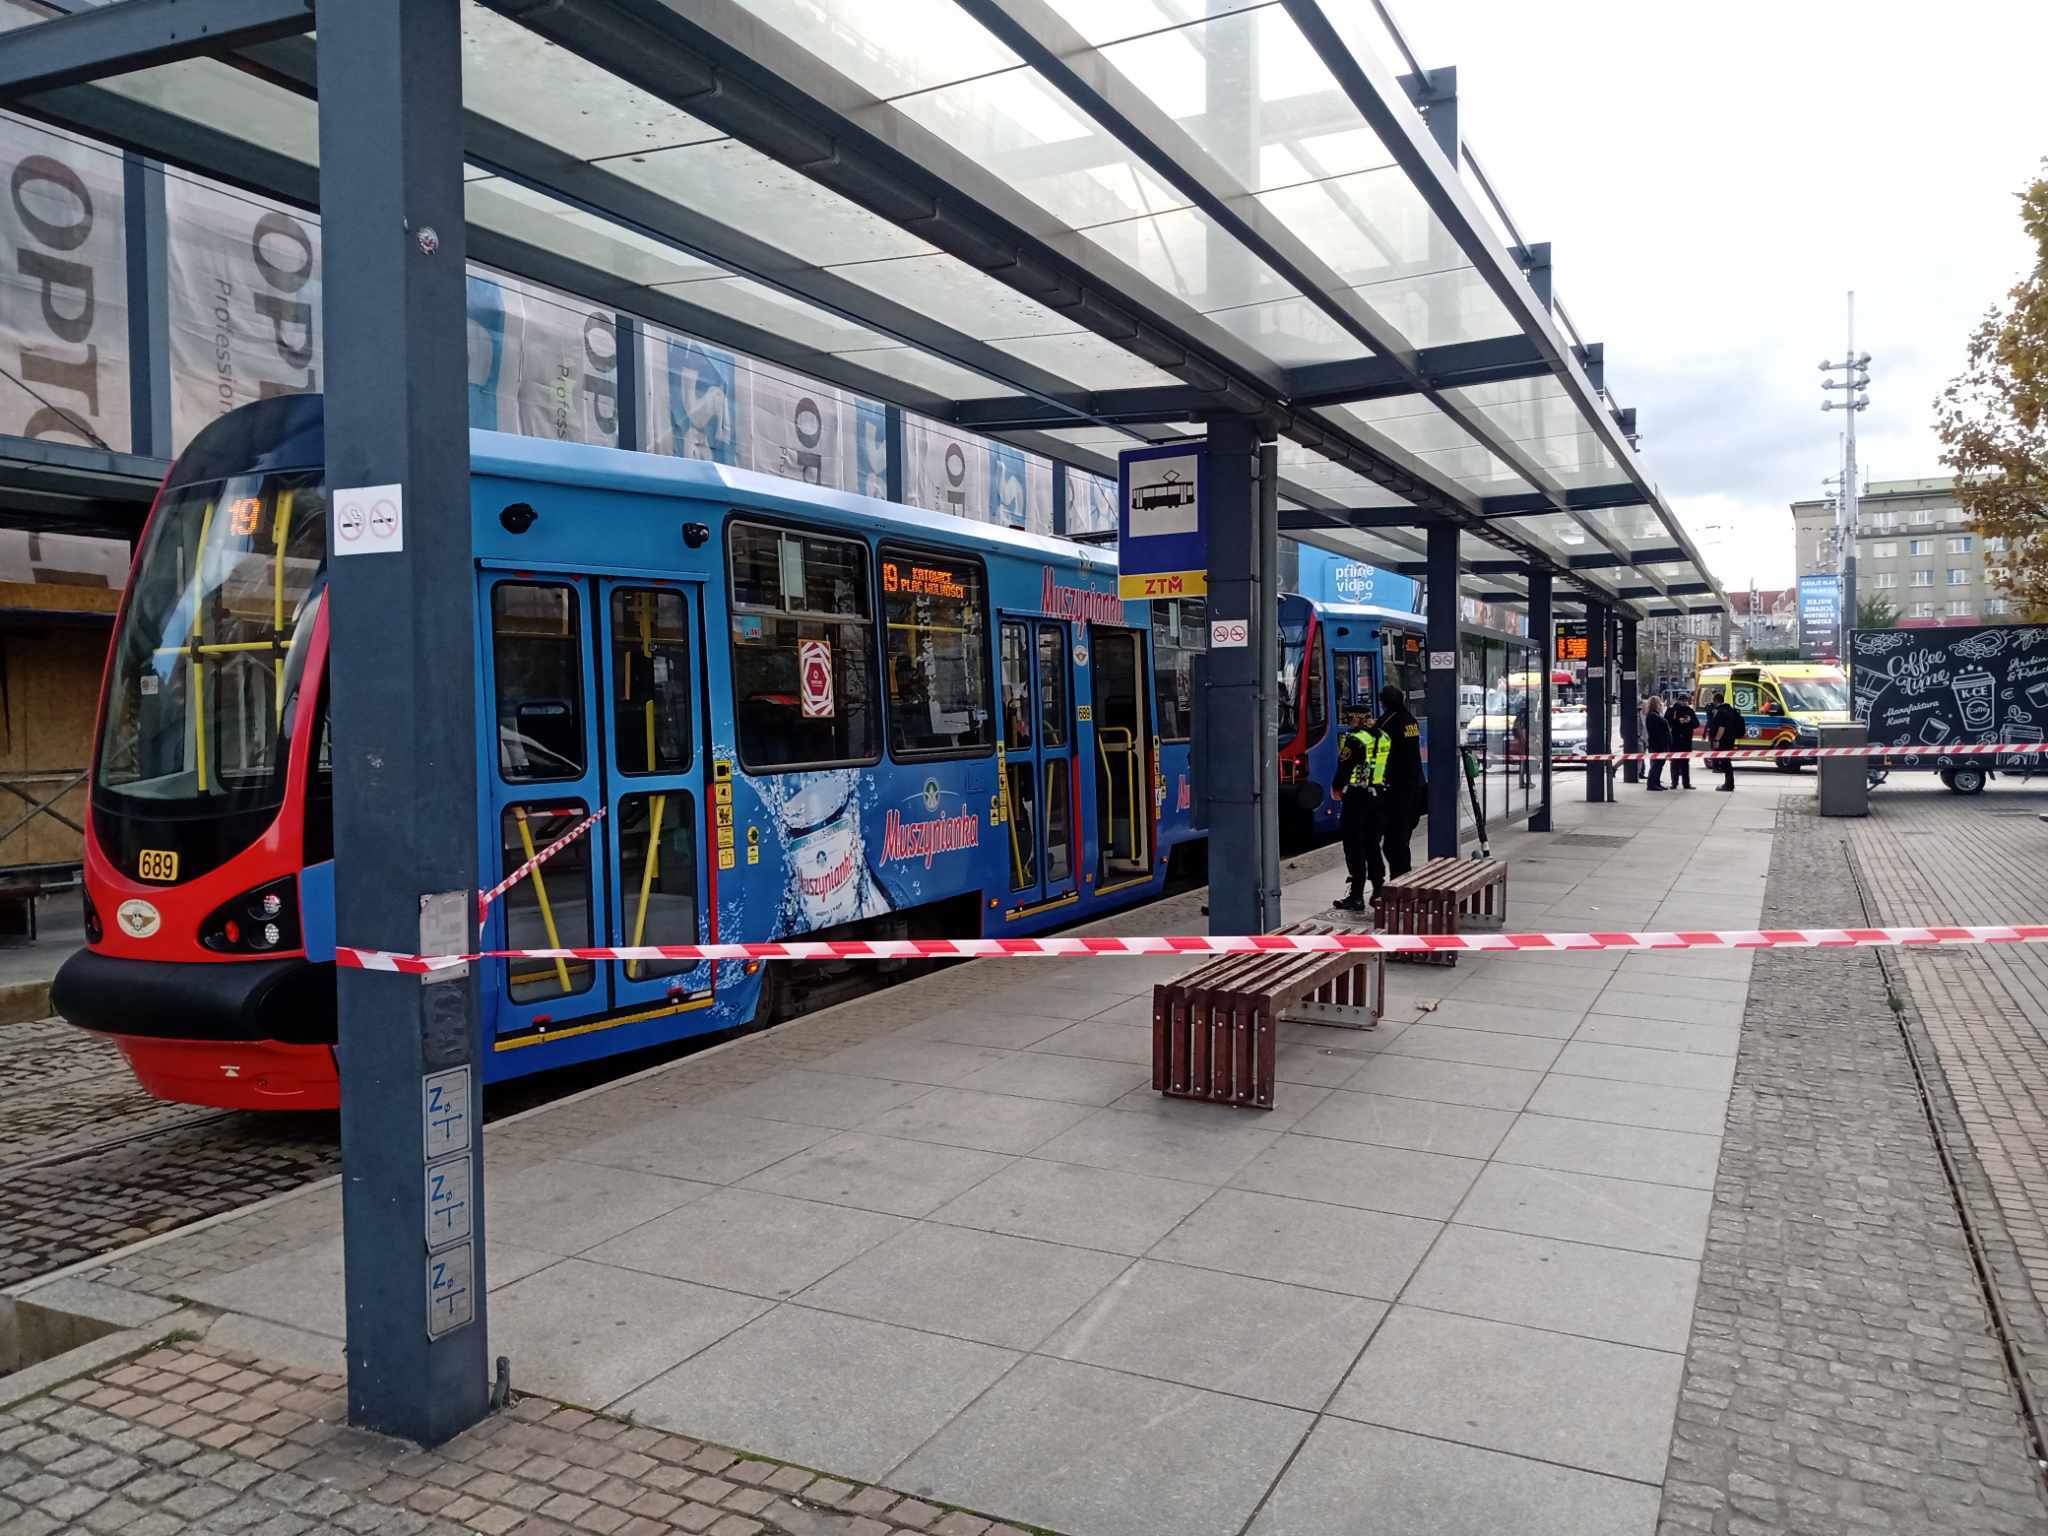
[1790,477,2014,626]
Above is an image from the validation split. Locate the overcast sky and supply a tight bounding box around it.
[1394,0,2048,593]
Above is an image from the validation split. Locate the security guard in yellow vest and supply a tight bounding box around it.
[1330,705,1391,912]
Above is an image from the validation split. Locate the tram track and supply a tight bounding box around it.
[0,1108,242,1184]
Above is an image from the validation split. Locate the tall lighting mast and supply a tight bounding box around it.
[1821,293,1872,632]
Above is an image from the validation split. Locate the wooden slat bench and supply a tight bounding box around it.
[1376,856,1508,967]
[1152,919,1384,1111]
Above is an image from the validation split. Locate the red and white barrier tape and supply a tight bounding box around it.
[1545,741,2048,764]
[337,923,2048,975]
[476,806,605,919]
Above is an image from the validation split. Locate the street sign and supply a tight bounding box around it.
[798,639,834,718]
[1209,618,1249,648]
[1117,445,1207,601]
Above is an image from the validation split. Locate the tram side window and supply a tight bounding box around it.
[1151,598,1206,743]
[493,583,586,782]
[611,588,692,774]
[729,522,880,770]
[1001,621,1032,750]
[1338,652,1374,712]
[880,547,993,758]
[1306,627,1328,740]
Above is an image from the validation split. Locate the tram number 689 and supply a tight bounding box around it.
[137,849,180,883]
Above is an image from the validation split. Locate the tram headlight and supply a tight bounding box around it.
[82,889,102,945]
[201,876,301,954]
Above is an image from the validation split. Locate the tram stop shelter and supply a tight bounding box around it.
[0,0,1728,1441]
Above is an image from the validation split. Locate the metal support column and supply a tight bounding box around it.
[1202,416,1278,933]
[1425,521,1459,857]
[317,0,489,1447]
[613,315,641,453]
[1618,619,1640,785]
[884,403,905,504]
[1585,603,1609,803]
[1050,460,1068,537]
[1528,570,1552,832]
[122,154,170,459]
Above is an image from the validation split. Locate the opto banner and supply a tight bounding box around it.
[742,357,848,488]
[0,114,131,452]
[646,331,738,464]
[1118,444,1207,600]
[165,176,320,453]
[465,271,621,446]
[905,413,988,523]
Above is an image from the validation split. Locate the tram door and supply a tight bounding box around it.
[998,617,1077,911]
[482,572,710,1044]
[597,581,712,1017]
[1089,625,1152,887]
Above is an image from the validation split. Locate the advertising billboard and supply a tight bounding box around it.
[1798,574,1843,658]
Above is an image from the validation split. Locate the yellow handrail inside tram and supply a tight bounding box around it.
[627,593,665,981]
[514,807,574,994]
[191,500,215,792]
[271,491,293,720]
[626,793,666,981]
[1046,757,1065,878]
[1004,762,1028,889]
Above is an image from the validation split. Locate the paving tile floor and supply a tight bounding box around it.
[10,774,1902,1536]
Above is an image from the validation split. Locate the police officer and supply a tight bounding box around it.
[1377,684,1425,878]
[1330,705,1389,912]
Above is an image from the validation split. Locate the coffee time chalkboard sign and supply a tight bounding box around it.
[1850,624,2048,768]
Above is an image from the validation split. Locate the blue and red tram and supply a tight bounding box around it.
[1276,593,1429,839]
[56,396,1226,1109]
[55,395,1423,1111]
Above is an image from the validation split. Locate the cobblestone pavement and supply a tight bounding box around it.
[1846,781,2048,1411]
[1655,796,2048,1536]
[0,1339,1050,1536]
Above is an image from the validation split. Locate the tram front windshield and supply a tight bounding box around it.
[97,471,327,832]
[1278,614,1307,735]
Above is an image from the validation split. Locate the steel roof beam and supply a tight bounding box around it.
[3,75,966,421]
[959,0,1653,591]
[218,31,1103,424]
[956,0,1615,556]
[949,335,1556,431]
[1286,0,1718,607]
[1567,546,1686,569]
[1285,337,1550,409]
[0,0,310,99]
[1482,483,1650,516]
[483,0,1609,590]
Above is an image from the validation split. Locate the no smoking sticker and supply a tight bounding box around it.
[334,484,404,557]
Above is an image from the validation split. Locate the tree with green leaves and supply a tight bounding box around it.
[1938,161,2047,618]
[1856,591,1898,631]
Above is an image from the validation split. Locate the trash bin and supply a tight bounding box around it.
[1818,723,1868,817]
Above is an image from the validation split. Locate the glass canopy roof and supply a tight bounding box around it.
[0,0,1726,618]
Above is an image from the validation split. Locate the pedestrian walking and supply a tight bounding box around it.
[1709,695,1744,791]
[1376,685,1425,880]
[1644,696,1670,790]
[1666,691,1699,789]
[1329,705,1389,912]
